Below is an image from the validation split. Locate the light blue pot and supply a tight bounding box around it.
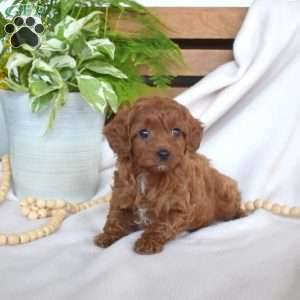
[0,90,105,202]
[0,102,8,156]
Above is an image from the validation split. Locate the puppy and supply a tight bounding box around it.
[95,97,244,254]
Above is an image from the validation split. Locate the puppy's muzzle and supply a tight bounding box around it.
[157,149,170,161]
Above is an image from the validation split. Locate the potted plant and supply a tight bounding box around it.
[0,0,182,202]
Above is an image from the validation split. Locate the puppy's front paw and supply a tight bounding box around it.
[94,233,117,248]
[134,236,164,255]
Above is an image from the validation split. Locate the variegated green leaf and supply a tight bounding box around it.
[45,84,68,132]
[0,13,7,38]
[6,53,32,76]
[77,75,107,112]
[100,81,119,113]
[77,75,119,113]
[29,80,59,98]
[87,38,115,60]
[85,61,127,79]
[31,59,56,73]
[64,11,102,39]
[30,59,64,87]
[30,91,56,113]
[72,35,103,64]
[54,16,75,39]
[49,55,76,69]
[60,0,77,18]
[40,38,68,52]
[60,69,74,81]
[0,78,27,92]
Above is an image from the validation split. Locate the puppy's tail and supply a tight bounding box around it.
[241,199,300,219]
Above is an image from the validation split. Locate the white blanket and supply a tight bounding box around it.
[1,0,300,299]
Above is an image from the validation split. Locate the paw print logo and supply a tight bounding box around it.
[4,16,44,48]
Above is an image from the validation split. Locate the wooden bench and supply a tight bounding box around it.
[146,7,248,97]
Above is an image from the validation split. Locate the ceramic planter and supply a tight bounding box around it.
[0,104,8,156]
[0,90,105,202]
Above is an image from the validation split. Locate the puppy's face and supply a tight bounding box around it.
[130,105,187,172]
[104,97,203,173]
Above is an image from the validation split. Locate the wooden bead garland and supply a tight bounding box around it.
[243,199,300,218]
[0,155,11,204]
[0,155,111,246]
[0,154,300,246]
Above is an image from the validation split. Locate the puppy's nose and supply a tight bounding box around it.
[157,149,170,161]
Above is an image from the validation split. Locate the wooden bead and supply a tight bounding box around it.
[49,221,59,229]
[55,200,65,209]
[2,175,10,183]
[38,209,48,218]
[36,199,46,208]
[27,197,36,204]
[1,183,9,190]
[28,211,38,220]
[0,191,6,200]
[272,204,281,214]
[240,202,246,211]
[21,207,31,216]
[290,207,300,218]
[245,201,255,211]
[87,202,94,208]
[31,205,39,212]
[42,227,51,236]
[51,209,64,216]
[90,199,99,206]
[56,210,67,219]
[78,204,85,211]
[20,233,30,244]
[106,195,112,202]
[0,234,7,245]
[49,217,60,226]
[28,231,38,241]
[47,224,57,233]
[83,203,90,210]
[254,199,264,209]
[65,203,72,211]
[280,205,291,216]
[35,229,44,239]
[46,201,56,209]
[72,205,80,213]
[7,234,20,245]
[263,200,273,210]
[20,200,28,207]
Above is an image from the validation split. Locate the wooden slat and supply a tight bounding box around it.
[113,8,247,39]
[150,87,187,98]
[140,49,233,76]
[150,8,247,39]
[181,49,233,76]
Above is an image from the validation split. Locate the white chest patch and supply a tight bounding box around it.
[134,207,152,226]
[137,173,147,195]
[135,173,151,226]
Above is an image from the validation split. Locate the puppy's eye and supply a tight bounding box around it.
[171,128,182,137]
[138,129,151,139]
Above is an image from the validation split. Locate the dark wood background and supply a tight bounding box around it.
[133,8,247,97]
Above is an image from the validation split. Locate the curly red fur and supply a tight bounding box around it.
[95,97,244,254]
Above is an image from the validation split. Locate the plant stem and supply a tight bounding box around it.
[70,1,76,18]
[115,6,124,31]
[75,1,83,19]
[103,5,109,38]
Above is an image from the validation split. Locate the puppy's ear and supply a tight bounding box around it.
[186,114,204,153]
[103,105,132,158]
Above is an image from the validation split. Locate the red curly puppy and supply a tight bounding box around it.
[95,97,244,254]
